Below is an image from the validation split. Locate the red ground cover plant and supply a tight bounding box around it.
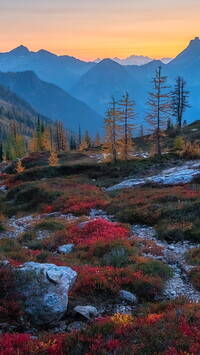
[0,266,22,322]
[53,182,109,215]
[68,218,130,247]
[0,333,64,355]
[108,183,200,241]
[42,205,54,214]
[70,265,163,299]
[1,301,199,355]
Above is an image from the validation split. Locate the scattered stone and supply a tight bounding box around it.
[113,304,132,314]
[51,321,67,333]
[67,321,86,332]
[17,262,77,326]
[131,224,200,302]
[0,185,6,192]
[73,306,98,319]
[58,244,74,254]
[168,245,175,250]
[0,260,9,266]
[36,230,50,240]
[119,290,138,303]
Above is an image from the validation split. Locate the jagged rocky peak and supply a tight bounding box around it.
[189,37,200,47]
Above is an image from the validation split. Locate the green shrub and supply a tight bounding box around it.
[186,247,200,266]
[19,231,37,244]
[33,220,65,231]
[6,182,61,214]
[189,267,200,291]
[0,221,5,232]
[134,260,173,280]
[102,247,130,268]
[36,251,51,263]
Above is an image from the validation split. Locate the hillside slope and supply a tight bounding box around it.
[0,84,53,141]
[0,71,103,135]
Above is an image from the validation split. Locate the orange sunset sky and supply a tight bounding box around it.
[0,0,199,60]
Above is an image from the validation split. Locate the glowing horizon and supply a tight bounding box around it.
[0,0,199,61]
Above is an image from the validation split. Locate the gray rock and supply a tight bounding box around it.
[51,321,67,333]
[168,245,175,250]
[0,185,6,192]
[67,321,86,332]
[36,230,50,240]
[73,305,98,319]
[18,262,77,326]
[58,244,74,254]
[0,260,9,266]
[119,290,138,303]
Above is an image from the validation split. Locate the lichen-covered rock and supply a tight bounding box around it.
[58,244,74,254]
[119,290,138,303]
[73,305,98,319]
[18,262,77,326]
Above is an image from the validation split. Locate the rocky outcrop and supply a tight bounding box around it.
[18,262,77,326]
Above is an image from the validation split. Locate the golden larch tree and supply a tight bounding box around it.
[48,152,60,166]
[16,160,25,173]
[103,97,119,163]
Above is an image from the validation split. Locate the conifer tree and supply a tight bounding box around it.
[145,66,172,156]
[103,97,119,163]
[56,121,68,152]
[78,124,82,148]
[5,121,26,160]
[183,119,187,127]
[80,130,91,150]
[94,131,101,146]
[84,130,91,148]
[118,92,136,160]
[70,135,77,150]
[140,124,144,138]
[16,160,25,173]
[48,152,60,166]
[34,117,46,151]
[0,140,3,162]
[172,76,190,130]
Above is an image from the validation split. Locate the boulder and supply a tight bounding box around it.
[73,305,98,319]
[58,244,74,254]
[18,262,77,326]
[119,290,138,303]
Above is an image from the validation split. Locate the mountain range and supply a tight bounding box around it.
[0,37,200,135]
[95,55,172,65]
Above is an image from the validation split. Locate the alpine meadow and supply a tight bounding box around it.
[1,1,200,354]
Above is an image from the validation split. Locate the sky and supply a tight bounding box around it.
[0,0,199,60]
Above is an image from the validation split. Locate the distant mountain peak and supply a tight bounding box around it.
[36,49,57,58]
[99,58,116,64]
[170,37,200,65]
[10,45,30,55]
[188,37,200,48]
[191,36,200,42]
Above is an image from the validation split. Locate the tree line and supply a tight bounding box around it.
[103,66,190,162]
[0,117,102,162]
